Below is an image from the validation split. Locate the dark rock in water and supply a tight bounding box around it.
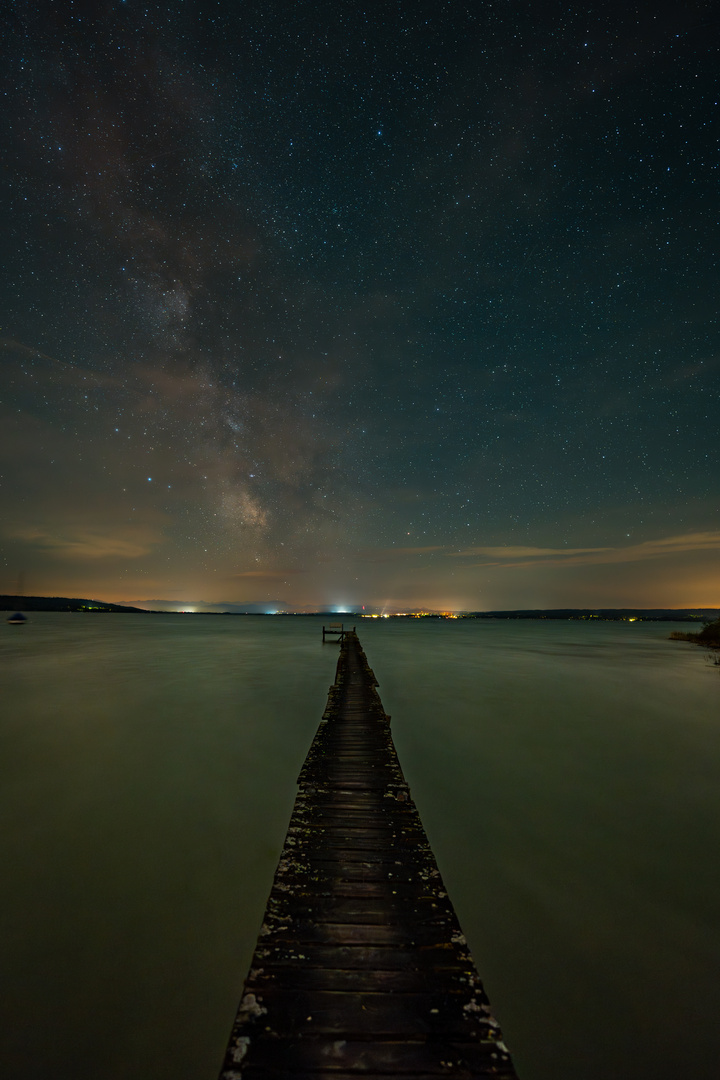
[7,612,27,624]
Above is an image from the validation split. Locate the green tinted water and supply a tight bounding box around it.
[1,614,718,1079]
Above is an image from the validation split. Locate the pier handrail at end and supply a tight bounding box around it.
[322,622,356,642]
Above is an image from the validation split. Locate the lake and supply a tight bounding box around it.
[1,614,718,1079]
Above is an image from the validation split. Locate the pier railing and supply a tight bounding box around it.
[322,622,355,643]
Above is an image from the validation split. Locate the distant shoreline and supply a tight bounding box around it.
[2,595,718,621]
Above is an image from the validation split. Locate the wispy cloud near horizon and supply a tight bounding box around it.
[10,525,163,560]
[451,532,720,568]
[451,545,613,559]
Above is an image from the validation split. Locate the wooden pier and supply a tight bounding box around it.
[219,632,518,1078]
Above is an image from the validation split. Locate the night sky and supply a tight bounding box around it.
[2,0,719,611]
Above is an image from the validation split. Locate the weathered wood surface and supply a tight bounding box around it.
[219,632,518,1078]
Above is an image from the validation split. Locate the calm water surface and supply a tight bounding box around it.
[1,614,718,1079]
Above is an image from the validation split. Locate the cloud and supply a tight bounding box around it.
[453,532,720,569]
[11,526,162,560]
[452,545,611,559]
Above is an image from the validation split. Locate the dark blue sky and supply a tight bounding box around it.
[2,0,719,609]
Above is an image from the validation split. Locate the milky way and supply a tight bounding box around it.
[2,1,719,609]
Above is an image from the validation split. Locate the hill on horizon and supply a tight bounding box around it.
[0,595,146,613]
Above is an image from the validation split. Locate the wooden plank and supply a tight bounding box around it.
[248,943,479,973]
[229,989,501,1037]
[239,1074,506,1080]
[233,1037,515,1075]
[248,967,476,993]
[267,897,456,922]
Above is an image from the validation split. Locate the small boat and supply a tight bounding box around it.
[7,612,27,624]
